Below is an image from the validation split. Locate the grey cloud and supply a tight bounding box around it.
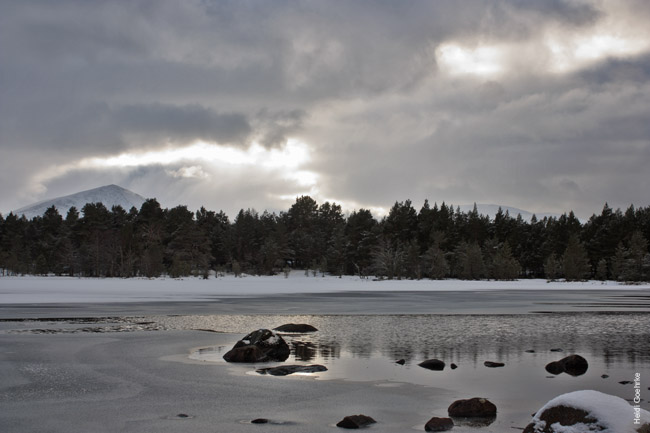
[252,109,307,147]
[113,103,251,145]
[2,0,650,219]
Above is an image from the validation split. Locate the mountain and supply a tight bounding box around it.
[14,185,146,219]
[456,203,558,221]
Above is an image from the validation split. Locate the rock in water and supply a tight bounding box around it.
[396,359,406,365]
[483,361,505,368]
[223,329,290,363]
[419,359,445,371]
[523,390,650,433]
[448,398,497,417]
[336,415,376,429]
[274,323,318,333]
[425,417,454,431]
[256,364,327,376]
[545,354,588,376]
[251,418,268,424]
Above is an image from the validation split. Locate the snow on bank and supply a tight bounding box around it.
[527,390,649,433]
[0,272,649,304]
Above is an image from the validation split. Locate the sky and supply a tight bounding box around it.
[2,0,650,220]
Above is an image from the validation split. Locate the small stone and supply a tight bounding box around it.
[336,414,376,429]
[619,380,633,385]
[177,413,189,418]
[419,359,445,371]
[484,361,505,368]
[425,416,454,431]
[550,348,563,352]
[256,364,328,376]
[601,374,609,379]
[251,418,269,424]
[450,363,458,370]
[396,359,406,365]
[274,323,318,333]
[525,349,535,353]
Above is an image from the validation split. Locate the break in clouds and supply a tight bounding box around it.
[2,0,650,219]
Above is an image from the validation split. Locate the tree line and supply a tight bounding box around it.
[1,196,649,282]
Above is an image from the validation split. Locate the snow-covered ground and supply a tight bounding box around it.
[1,272,649,304]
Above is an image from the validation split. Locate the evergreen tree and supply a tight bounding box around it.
[562,235,591,281]
[490,242,521,280]
[344,209,378,276]
[544,253,561,281]
[423,234,449,279]
[621,231,649,281]
[287,196,319,268]
[455,241,486,280]
[595,258,608,281]
[372,238,404,280]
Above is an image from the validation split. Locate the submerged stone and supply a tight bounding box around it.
[256,364,327,376]
[274,323,318,333]
[336,414,376,429]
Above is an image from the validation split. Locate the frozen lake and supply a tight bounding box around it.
[1,276,648,432]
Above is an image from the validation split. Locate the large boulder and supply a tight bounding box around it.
[223,329,290,363]
[419,359,445,371]
[523,390,650,433]
[545,354,588,376]
[336,414,376,429]
[274,323,318,333]
[448,398,497,418]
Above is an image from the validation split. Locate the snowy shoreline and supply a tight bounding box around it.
[1,273,650,305]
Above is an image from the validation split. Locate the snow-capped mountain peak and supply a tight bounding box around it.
[14,185,146,219]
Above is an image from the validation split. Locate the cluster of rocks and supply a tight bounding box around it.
[224,330,641,432]
[247,398,496,430]
[333,397,497,430]
[222,325,326,375]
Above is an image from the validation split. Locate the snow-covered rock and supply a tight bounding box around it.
[523,390,650,433]
[223,329,290,363]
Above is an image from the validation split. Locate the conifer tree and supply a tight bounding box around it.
[562,235,591,281]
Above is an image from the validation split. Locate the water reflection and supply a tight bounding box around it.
[179,312,650,367]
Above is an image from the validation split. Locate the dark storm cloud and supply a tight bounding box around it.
[1,0,650,218]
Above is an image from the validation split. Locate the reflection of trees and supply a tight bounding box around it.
[291,340,341,361]
[283,313,650,367]
[292,341,317,361]
[186,313,649,367]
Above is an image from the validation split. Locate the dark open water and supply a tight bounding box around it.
[181,312,649,419]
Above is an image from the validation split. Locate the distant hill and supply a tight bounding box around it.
[457,203,558,221]
[14,185,146,219]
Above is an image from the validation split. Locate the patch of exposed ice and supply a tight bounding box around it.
[1,274,648,304]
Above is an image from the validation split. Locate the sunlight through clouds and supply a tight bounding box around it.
[32,139,319,196]
[436,43,506,77]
